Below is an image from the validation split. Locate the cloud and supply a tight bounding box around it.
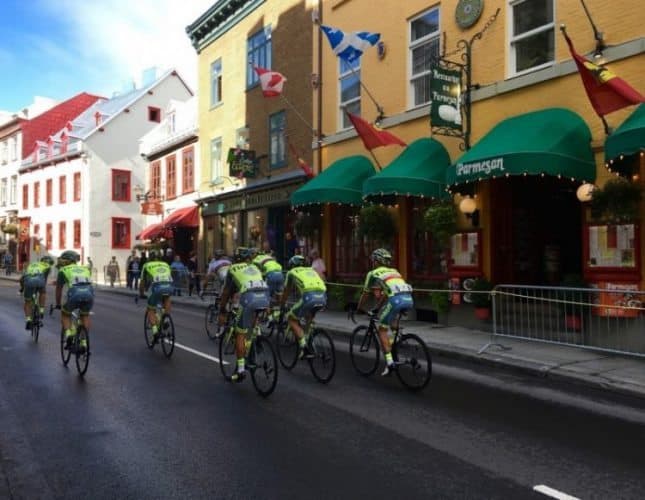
[37,0,216,96]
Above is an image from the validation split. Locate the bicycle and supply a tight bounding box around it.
[142,299,175,359]
[218,306,278,397]
[50,304,91,376]
[203,291,222,340]
[274,306,336,384]
[27,292,44,343]
[349,309,432,391]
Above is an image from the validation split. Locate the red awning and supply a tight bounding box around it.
[163,205,199,228]
[136,222,165,241]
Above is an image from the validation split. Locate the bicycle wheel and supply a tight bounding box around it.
[218,327,237,380]
[60,328,72,366]
[249,336,278,397]
[393,333,432,391]
[349,325,380,376]
[204,304,220,340]
[160,313,175,358]
[143,311,155,349]
[31,309,40,343]
[308,328,336,384]
[276,323,298,370]
[75,326,90,376]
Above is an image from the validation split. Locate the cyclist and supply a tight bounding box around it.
[218,246,270,382]
[139,251,174,341]
[54,250,94,351]
[201,249,232,296]
[252,249,284,301]
[278,254,327,359]
[356,248,414,376]
[20,255,54,330]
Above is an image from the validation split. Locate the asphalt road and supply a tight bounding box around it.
[1,281,644,499]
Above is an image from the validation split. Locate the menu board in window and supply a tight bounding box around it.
[450,231,480,269]
[588,224,636,268]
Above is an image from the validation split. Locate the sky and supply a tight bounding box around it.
[0,0,216,112]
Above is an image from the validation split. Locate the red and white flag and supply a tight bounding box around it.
[253,66,287,97]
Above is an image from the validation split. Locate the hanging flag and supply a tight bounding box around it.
[562,30,645,116]
[347,112,406,151]
[288,142,314,178]
[320,25,380,63]
[253,66,287,97]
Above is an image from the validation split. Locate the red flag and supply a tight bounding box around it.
[253,66,286,97]
[347,112,406,150]
[288,142,314,178]
[562,31,645,116]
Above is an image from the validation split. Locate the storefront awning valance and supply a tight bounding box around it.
[604,103,645,170]
[163,205,199,228]
[445,108,596,189]
[290,155,376,207]
[362,138,450,202]
[136,222,165,241]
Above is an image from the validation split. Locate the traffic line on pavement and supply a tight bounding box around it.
[533,485,579,500]
[171,341,229,364]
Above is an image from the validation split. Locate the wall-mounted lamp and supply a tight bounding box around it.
[576,182,595,202]
[459,196,479,227]
[580,0,606,60]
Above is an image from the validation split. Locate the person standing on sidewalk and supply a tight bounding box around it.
[125,250,137,289]
[106,256,120,287]
[356,248,414,377]
[3,252,13,276]
[186,252,201,297]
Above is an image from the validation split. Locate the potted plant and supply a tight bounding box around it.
[558,273,590,331]
[470,277,493,320]
[590,177,642,223]
[423,200,457,246]
[358,205,396,246]
[429,282,451,315]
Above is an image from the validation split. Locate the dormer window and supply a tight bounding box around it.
[148,106,161,123]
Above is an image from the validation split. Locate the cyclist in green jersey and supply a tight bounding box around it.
[218,247,270,382]
[279,254,327,358]
[357,248,414,376]
[252,250,285,300]
[54,250,94,350]
[139,252,174,340]
[21,255,54,330]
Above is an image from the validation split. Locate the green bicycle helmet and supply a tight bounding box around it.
[60,250,80,263]
[40,255,54,265]
[288,255,306,269]
[234,247,250,262]
[371,248,392,266]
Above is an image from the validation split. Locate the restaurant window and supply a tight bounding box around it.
[112,169,131,201]
[409,199,449,280]
[46,179,53,206]
[510,0,554,75]
[59,175,66,204]
[73,220,81,248]
[166,155,176,199]
[339,58,360,129]
[182,147,194,194]
[59,221,66,249]
[22,184,28,209]
[247,27,272,88]
[409,7,440,107]
[151,161,161,198]
[111,217,130,249]
[73,172,81,201]
[334,205,369,277]
[34,181,40,208]
[269,110,286,168]
[46,223,52,250]
[211,58,223,106]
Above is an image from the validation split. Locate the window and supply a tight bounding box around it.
[211,58,223,106]
[210,137,222,182]
[510,0,554,74]
[34,182,40,208]
[59,175,66,204]
[339,58,361,129]
[73,220,81,248]
[247,27,272,88]
[73,172,81,201]
[409,7,440,107]
[0,141,6,164]
[269,111,286,168]
[151,161,161,198]
[112,169,131,201]
[59,221,66,249]
[111,217,131,249]
[9,137,16,161]
[46,223,52,250]
[0,178,6,206]
[182,147,194,194]
[46,179,52,206]
[148,106,161,123]
[10,176,16,204]
[166,155,176,199]
[334,206,370,277]
[22,184,28,209]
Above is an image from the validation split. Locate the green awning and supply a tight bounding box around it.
[362,138,450,202]
[446,108,596,189]
[291,155,376,207]
[604,104,645,172]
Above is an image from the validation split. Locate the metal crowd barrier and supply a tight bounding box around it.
[482,285,645,358]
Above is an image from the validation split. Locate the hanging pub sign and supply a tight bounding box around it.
[430,65,463,132]
[227,148,257,178]
[141,200,163,215]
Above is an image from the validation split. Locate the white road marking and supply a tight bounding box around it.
[533,485,580,500]
[171,341,229,364]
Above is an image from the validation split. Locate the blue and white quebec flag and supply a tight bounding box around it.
[320,25,380,63]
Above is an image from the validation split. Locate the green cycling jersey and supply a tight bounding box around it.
[362,266,413,297]
[285,267,326,294]
[252,253,282,275]
[141,261,172,285]
[225,262,267,293]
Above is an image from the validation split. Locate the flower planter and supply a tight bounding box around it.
[474,307,490,320]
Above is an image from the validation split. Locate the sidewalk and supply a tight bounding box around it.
[3,275,645,401]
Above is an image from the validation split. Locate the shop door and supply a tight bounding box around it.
[268,206,286,265]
